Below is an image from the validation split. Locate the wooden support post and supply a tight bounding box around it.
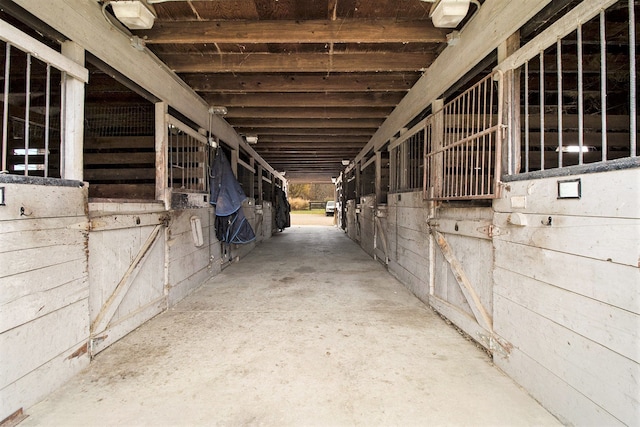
[155,102,169,207]
[431,99,444,200]
[61,41,84,181]
[257,165,263,204]
[499,32,521,175]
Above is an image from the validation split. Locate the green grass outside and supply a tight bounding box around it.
[291,209,326,215]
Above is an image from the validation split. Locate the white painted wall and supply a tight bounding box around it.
[0,180,90,421]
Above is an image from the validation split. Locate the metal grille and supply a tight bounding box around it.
[502,0,637,173]
[389,128,425,193]
[1,41,63,178]
[84,105,154,137]
[167,116,208,192]
[423,71,504,200]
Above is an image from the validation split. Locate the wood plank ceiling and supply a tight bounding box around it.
[132,0,455,182]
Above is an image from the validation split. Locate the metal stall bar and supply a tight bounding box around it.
[539,51,545,171]
[578,23,585,164]
[630,0,637,157]
[2,43,10,173]
[24,53,31,175]
[44,64,51,177]
[524,60,529,172]
[599,9,607,162]
[557,39,563,168]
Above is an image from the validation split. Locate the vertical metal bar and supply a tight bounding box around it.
[2,43,11,173]
[524,60,530,172]
[539,50,545,171]
[24,53,31,176]
[630,0,637,157]
[557,38,563,168]
[600,9,608,162]
[44,64,51,178]
[59,72,66,177]
[578,23,585,164]
[169,128,173,188]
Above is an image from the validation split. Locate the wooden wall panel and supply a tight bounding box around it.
[167,207,218,306]
[359,195,376,257]
[0,182,90,422]
[385,191,430,302]
[493,168,640,425]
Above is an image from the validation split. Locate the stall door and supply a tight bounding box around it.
[428,208,506,355]
[88,211,168,356]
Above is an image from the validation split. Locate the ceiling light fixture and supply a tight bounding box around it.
[244,135,258,144]
[341,160,350,166]
[421,0,472,28]
[209,106,228,116]
[109,1,156,30]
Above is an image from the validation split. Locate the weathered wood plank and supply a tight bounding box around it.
[493,341,622,426]
[84,136,154,150]
[84,168,156,181]
[0,259,86,306]
[184,73,417,94]
[0,299,89,388]
[495,267,639,361]
[140,20,447,44]
[495,168,640,218]
[1,277,88,334]
[494,293,639,426]
[0,183,87,221]
[83,152,155,165]
[494,212,640,267]
[89,184,156,200]
[90,212,167,232]
[163,52,433,73]
[0,243,86,279]
[0,336,89,424]
[494,239,640,314]
[0,223,87,253]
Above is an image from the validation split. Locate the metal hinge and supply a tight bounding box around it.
[477,224,503,238]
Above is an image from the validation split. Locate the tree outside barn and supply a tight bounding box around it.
[287,183,335,210]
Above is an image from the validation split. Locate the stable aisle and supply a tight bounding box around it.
[21,225,560,426]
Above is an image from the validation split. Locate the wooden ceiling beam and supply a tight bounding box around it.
[225,106,392,119]
[183,72,420,93]
[229,118,383,128]
[256,135,369,143]
[162,52,433,73]
[139,19,447,44]
[206,92,404,107]
[233,127,377,136]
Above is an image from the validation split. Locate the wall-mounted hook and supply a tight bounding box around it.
[542,216,552,226]
[20,206,32,217]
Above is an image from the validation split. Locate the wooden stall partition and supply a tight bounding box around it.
[0,179,90,422]
[492,167,640,426]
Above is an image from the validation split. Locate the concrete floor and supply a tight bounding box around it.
[22,224,560,426]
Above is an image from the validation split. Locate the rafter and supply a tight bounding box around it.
[225,107,392,119]
[138,19,447,44]
[205,92,404,107]
[182,72,420,93]
[162,52,433,73]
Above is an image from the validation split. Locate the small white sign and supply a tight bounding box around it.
[557,179,581,199]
